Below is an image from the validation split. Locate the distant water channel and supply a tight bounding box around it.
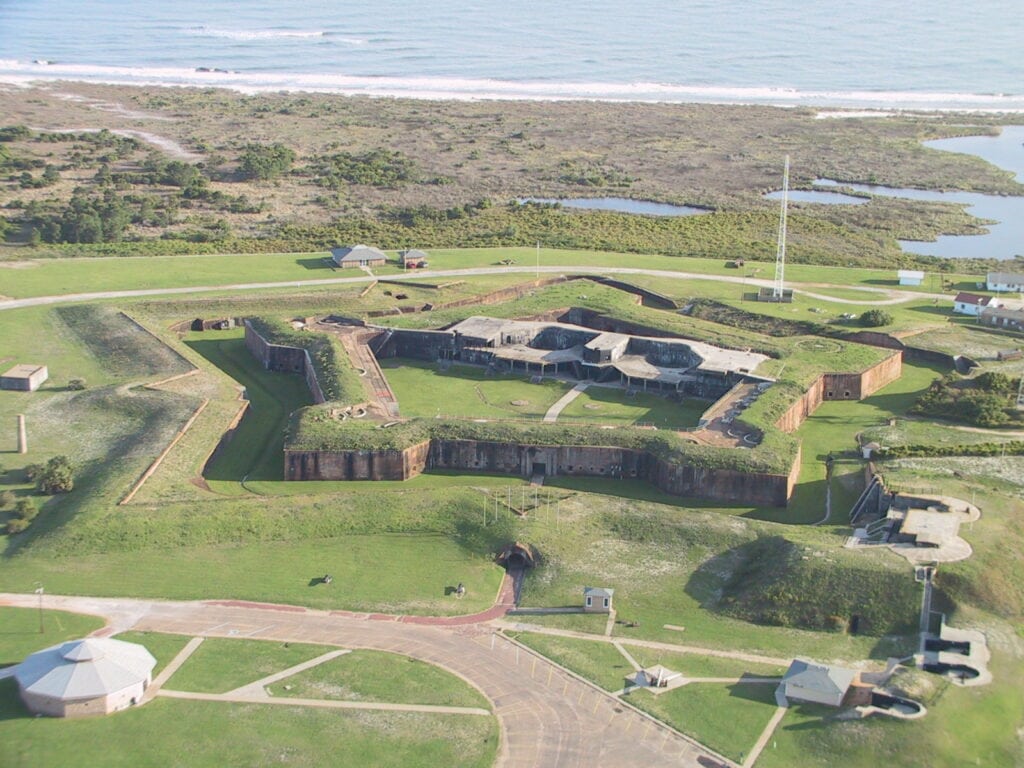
[766,126,1024,260]
[517,197,707,217]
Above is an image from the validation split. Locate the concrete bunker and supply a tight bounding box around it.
[496,542,536,570]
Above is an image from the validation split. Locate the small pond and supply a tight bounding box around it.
[517,197,707,217]
[763,126,1024,260]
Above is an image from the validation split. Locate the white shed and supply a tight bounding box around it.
[897,270,924,286]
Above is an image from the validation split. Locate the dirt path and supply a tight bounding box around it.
[0,264,929,312]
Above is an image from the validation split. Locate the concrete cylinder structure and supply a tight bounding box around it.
[17,414,27,454]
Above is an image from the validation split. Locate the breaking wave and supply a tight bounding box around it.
[0,59,1021,112]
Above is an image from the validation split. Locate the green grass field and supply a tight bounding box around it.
[627,681,779,763]
[558,385,707,429]
[163,638,330,693]
[0,607,105,667]
[268,649,490,708]
[0,684,498,768]
[512,633,635,692]
[380,358,570,420]
[0,534,506,615]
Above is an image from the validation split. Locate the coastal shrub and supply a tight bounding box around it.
[311,149,417,188]
[877,440,1024,459]
[37,455,75,495]
[239,142,296,180]
[6,517,29,535]
[911,374,1024,428]
[67,378,87,391]
[14,498,37,522]
[0,490,15,509]
[859,309,893,327]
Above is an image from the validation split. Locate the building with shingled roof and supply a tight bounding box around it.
[777,659,862,707]
[583,586,614,613]
[331,244,388,269]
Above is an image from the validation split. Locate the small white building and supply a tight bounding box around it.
[777,659,860,707]
[953,292,1000,316]
[897,270,924,286]
[986,271,1024,293]
[13,637,156,718]
[583,586,614,613]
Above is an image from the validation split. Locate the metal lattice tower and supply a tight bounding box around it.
[773,155,790,299]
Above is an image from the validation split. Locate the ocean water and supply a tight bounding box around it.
[0,0,1022,110]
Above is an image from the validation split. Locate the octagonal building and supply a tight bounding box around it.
[13,637,156,717]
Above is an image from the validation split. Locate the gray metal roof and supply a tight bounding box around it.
[331,244,388,263]
[14,638,156,701]
[583,586,614,598]
[399,249,428,260]
[987,271,1024,284]
[782,659,856,696]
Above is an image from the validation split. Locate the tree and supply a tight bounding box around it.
[37,455,74,494]
[974,371,1014,394]
[239,143,296,180]
[14,497,37,521]
[859,309,893,327]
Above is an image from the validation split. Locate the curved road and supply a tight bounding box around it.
[0,264,931,312]
[0,593,734,768]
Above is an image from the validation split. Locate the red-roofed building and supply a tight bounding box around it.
[953,292,1000,317]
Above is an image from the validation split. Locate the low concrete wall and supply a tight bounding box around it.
[287,437,798,507]
[244,321,326,404]
[775,351,902,433]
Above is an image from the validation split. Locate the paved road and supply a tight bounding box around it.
[0,593,734,768]
[0,264,928,311]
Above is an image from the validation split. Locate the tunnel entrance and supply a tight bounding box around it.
[496,542,536,570]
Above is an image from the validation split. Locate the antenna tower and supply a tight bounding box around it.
[773,155,790,299]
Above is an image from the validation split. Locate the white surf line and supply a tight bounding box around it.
[226,648,350,696]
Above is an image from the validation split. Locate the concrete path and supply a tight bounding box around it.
[544,381,590,423]
[0,593,732,768]
[612,642,642,672]
[227,648,350,696]
[144,635,204,701]
[496,621,791,668]
[158,688,491,716]
[741,705,789,768]
[0,264,928,312]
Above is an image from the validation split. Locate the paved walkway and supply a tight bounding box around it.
[158,688,491,716]
[227,648,350,696]
[0,593,733,768]
[496,621,791,667]
[144,635,204,701]
[741,705,789,768]
[544,381,590,423]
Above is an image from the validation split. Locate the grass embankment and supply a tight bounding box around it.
[185,328,313,486]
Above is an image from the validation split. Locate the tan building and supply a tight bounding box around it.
[14,637,156,717]
[583,586,614,613]
[1,364,48,392]
[331,244,388,269]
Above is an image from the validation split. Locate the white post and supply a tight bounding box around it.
[17,414,27,454]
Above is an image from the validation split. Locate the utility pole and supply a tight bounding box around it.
[34,582,44,633]
[536,241,540,280]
